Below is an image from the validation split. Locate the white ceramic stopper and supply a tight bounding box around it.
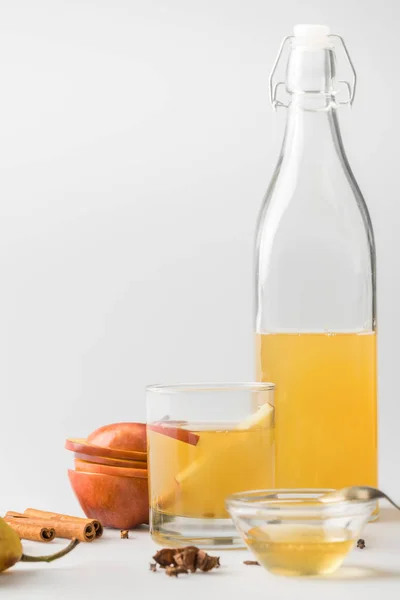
[293,24,331,48]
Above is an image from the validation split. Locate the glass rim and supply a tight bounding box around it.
[226,488,376,515]
[146,382,275,394]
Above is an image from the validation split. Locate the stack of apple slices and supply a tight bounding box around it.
[65,423,149,530]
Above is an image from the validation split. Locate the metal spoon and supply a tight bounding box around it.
[321,486,400,511]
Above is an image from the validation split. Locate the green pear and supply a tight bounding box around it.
[0,517,23,572]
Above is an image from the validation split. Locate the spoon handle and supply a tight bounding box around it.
[382,492,400,512]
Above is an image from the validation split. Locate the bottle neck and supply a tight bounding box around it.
[282,95,341,162]
[281,46,344,163]
[286,46,336,97]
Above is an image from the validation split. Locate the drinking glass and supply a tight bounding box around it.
[146,382,275,549]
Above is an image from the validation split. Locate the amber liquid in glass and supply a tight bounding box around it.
[148,421,274,545]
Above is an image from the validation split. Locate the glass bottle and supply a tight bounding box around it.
[255,25,377,490]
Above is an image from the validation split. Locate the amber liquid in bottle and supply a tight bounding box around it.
[257,332,377,489]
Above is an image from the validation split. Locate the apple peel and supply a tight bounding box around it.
[68,469,149,529]
[87,422,147,453]
[147,423,200,446]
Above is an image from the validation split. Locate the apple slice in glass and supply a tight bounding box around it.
[147,422,200,446]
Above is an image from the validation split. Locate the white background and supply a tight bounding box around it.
[0,0,398,516]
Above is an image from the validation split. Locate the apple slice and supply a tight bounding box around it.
[75,459,148,479]
[65,438,147,461]
[147,422,200,446]
[236,401,274,430]
[74,452,147,469]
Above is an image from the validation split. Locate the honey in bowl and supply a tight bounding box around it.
[245,524,355,577]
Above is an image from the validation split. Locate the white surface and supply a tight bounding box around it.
[2,507,400,599]
[0,0,399,569]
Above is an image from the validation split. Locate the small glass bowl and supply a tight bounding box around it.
[226,489,376,577]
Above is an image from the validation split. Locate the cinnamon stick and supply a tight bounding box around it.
[23,509,103,539]
[5,511,98,543]
[4,516,55,543]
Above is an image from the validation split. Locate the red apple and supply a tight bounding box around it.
[68,469,149,529]
[74,452,147,469]
[65,438,147,461]
[87,422,147,453]
[147,422,200,446]
[75,458,148,479]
